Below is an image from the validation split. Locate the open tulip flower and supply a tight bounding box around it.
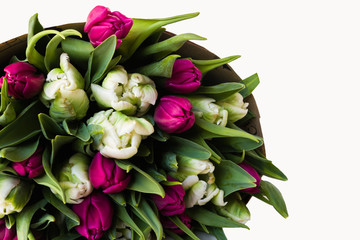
[0,5,288,240]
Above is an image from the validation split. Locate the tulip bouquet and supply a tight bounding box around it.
[0,5,288,240]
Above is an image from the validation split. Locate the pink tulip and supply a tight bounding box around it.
[164,59,202,93]
[73,191,113,240]
[84,5,133,48]
[89,152,131,194]
[0,62,45,99]
[151,176,185,216]
[154,96,195,134]
[161,213,191,235]
[239,162,261,193]
[12,146,44,178]
[0,219,17,240]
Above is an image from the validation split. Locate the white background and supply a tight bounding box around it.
[1,0,360,239]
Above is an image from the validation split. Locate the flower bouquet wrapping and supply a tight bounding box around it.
[0,6,288,240]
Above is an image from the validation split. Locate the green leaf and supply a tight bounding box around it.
[61,38,94,68]
[51,233,81,240]
[208,227,228,240]
[135,54,180,78]
[164,230,184,240]
[50,135,75,166]
[34,146,65,203]
[194,82,245,101]
[30,212,55,230]
[245,151,288,181]
[0,77,10,112]
[191,55,241,74]
[116,160,165,197]
[109,192,126,206]
[160,152,178,172]
[214,159,256,196]
[27,13,44,43]
[26,30,65,73]
[239,73,260,98]
[135,33,206,61]
[168,136,211,160]
[195,118,260,143]
[42,188,80,227]
[258,181,289,218]
[38,113,66,140]
[187,135,221,163]
[62,120,91,142]
[169,215,200,240]
[0,101,43,148]
[132,214,152,240]
[186,206,249,228]
[129,198,163,240]
[44,29,82,71]
[0,137,40,162]
[86,35,117,88]
[16,199,47,240]
[116,205,145,240]
[118,12,200,62]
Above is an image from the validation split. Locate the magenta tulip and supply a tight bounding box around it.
[73,191,113,240]
[0,62,45,99]
[151,176,185,216]
[89,152,131,194]
[84,5,133,48]
[164,59,202,93]
[12,146,44,178]
[154,96,195,134]
[0,219,17,240]
[161,213,191,235]
[239,162,261,193]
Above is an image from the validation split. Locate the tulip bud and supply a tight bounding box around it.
[217,93,249,123]
[91,66,157,116]
[0,175,34,218]
[164,59,202,93]
[12,146,44,178]
[186,96,228,127]
[84,5,133,48]
[40,53,89,122]
[56,153,93,204]
[216,197,250,224]
[89,152,131,194]
[72,191,113,240]
[151,176,185,216]
[154,96,195,134]
[185,181,226,208]
[161,213,191,235]
[239,162,261,194]
[86,109,154,160]
[0,62,45,100]
[0,219,17,240]
[177,155,214,178]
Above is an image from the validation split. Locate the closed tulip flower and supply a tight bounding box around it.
[217,93,249,123]
[239,161,261,193]
[84,5,133,48]
[0,175,33,218]
[186,95,228,127]
[0,219,17,240]
[164,59,202,93]
[0,62,45,99]
[12,146,44,178]
[154,96,195,134]
[89,152,131,194]
[40,53,89,122]
[151,177,185,216]
[72,191,113,240]
[216,197,250,224]
[56,153,93,204]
